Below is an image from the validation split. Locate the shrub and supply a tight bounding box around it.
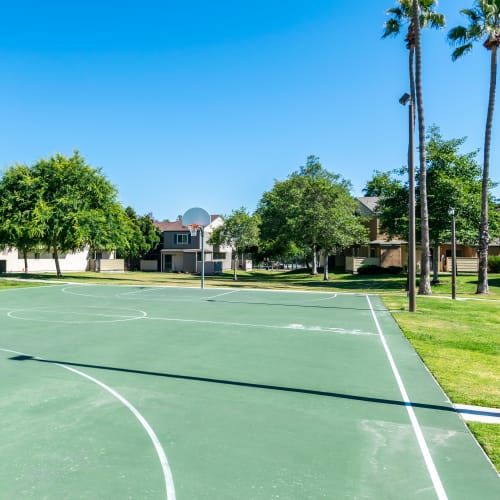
[357,264,403,275]
[385,265,403,275]
[488,255,500,273]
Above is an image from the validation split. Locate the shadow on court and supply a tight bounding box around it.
[10,354,487,417]
[206,298,387,311]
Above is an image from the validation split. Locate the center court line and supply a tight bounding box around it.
[366,296,448,500]
[0,347,176,500]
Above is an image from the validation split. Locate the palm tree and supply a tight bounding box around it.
[383,0,445,295]
[448,1,500,294]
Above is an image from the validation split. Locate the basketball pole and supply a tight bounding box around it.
[201,226,205,289]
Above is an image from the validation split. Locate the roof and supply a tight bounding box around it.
[356,197,381,215]
[154,214,221,232]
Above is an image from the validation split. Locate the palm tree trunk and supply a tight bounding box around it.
[477,47,496,294]
[413,0,432,295]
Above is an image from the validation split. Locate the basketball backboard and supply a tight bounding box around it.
[182,207,211,227]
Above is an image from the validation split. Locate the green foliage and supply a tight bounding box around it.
[258,156,368,272]
[209,207,260,254]
[0,151,127,277]
[116,208,161,268]
[363,171,395,197]
[375,126,494,245]
[448,1,500,60]
[488,255,500,272]
[209,207,260,280]
[0,164,43,271]
[383,0,445,44]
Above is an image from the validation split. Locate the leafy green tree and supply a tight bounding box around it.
[209,207,260,281]
[383,0,445,295]
[30,151,127,277]
[448,0,500,294]
[121,208,158,268]
[0,164,42,272]
[373,127,498,282]
[258,156,368,277]
[363,171,396,197]
[116,207,160,270]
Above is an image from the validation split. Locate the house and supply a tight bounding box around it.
[142,215,233,274]
[341,197,500,274]
[0,248,91,273]
[336,197,407,273]
[0,247,123,274]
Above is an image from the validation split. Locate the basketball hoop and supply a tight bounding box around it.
[188,224,200,237]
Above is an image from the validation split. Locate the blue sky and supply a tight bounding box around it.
[1,1,498,221]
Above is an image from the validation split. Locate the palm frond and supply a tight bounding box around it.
[451,43,474,61]
[386,6,404,19]
[382,18,401,38]
[448,25,469,45]
[427,12,446,30]
[461,8,482,24]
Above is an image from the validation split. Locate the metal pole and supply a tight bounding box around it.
[451,212,456,300]
[201,226,205,289]
[408,98,416,312]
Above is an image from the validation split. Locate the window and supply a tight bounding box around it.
[213,252,226,260]
[176,233,189,245]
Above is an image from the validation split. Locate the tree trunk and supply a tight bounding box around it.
[431,244,440,284]
[233,252,238,281]
[311,244,318,275]
[323,251,329,281]
[477,47,496,294]
[413,0,432,295]
[54,246,62,278]
[23,249,28,273]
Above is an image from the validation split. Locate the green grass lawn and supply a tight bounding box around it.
[1,269,499,470]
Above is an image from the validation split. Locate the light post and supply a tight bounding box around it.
[400,92,416,312]
[448,207,457,300]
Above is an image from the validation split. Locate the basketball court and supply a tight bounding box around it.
[0,284,498,499]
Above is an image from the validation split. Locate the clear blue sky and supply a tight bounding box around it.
[1,1,498,221]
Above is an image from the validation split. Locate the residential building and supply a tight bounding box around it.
[144,215,233,273]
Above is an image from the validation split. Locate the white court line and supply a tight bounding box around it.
[366,296,448,500]
[204,290,237,300]
[311,294,338,302]
[142,315,376,336]
[0,347,176,500]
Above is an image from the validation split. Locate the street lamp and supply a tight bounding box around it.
[448,207,457,300]
[400,92,416,312]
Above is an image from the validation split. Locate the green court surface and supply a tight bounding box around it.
[0,284,498,499]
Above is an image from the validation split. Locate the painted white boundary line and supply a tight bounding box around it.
[0,348,176,500]
[366,296,448,500]
[454,404,500,424]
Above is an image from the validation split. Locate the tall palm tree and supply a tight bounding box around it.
[383,0,445,295]
[448,0,500,294]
